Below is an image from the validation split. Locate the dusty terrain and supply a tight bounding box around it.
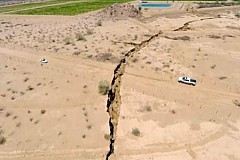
[0,3,240,160]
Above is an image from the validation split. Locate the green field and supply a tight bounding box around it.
[0,0,238,15]
[0,0,133,15]
[0,0,87,13]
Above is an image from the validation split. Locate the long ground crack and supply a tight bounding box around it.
[105,16,218,160]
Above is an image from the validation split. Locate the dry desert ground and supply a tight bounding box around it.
[0,2,240,160]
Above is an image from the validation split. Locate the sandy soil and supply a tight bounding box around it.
[0,3,240,160]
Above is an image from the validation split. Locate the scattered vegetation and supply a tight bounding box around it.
[98,80,110,95]
[132,128,140,137]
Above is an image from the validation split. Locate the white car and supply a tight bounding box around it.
[178,76,197,86]
[40,58,48,64]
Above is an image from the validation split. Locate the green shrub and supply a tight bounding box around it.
[98,80,109,95]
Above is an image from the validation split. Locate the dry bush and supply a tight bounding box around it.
[75,33,86,41]
[73,51,81,56]
[134,35,138,40]
[24,77,29,82]
[233,99,240,107]
[146,61,151,64]
[170,109,176,114]
[86,28,94,35]
[5,112,11,117]
[208,35,221,39]
[87,125,92,130]
[104,134,110,140]
[211,64,216,69]
[34,120,39,124]
[41,109,46,115]
[6,81,12,84]
[144,105,152,112]
[163,64,170,68]
[95,53,119,63]
[132,58,138,63]
[27,86,34,91]
[235,12,240,18]
[16,122,21,128]
[0,136,6,145]
[132,128,140,137]
[96,20,102,26]
[219,76,227,80]
[63,37,74,45]
[98,80,110,95]
[0,129,6,145]
[173,36,190,41]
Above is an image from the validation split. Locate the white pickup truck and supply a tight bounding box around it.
[178,76,197,86]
